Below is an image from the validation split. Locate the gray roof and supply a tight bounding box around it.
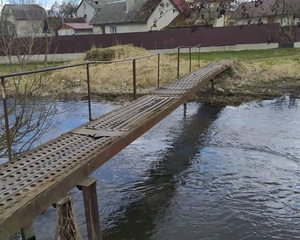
[2,4,47,20]
[90,0,163,25]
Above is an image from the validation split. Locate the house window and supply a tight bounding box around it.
[110,25,117,34]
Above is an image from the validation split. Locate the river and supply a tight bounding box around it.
[7,96,300,239]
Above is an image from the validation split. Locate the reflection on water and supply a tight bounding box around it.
[34,97,300,240]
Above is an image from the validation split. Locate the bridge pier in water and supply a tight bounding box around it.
[77,178,102,240]
[20,222,35,240]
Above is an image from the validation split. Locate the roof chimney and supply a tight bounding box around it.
[126,0,135,12]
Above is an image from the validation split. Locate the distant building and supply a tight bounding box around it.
[90,0,186,34]
[76,0,107,23]
[58,22,93,35]
[1,4,49,37]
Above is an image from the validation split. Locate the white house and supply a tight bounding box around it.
[76,0,107,23]
[1,4,49,37]
[90,0,186,34]
[57,23,93,35]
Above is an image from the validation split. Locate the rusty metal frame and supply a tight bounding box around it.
[0,59,232,239]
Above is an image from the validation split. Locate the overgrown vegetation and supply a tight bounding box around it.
[189,48,300,106]
[2,45,300,104]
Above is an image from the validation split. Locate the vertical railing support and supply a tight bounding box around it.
[198,45,201,67]
[1,77,12,161]
[77,178,102,240]
[86,63,92,122]
[177,47,180,79]
[132,59,137,100]
[157,53,160,89]
[189,47,192,72]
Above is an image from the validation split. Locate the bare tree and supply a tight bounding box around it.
[48,0,79,18]
[0,4,59,160]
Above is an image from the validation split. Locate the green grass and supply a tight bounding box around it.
[0,61,68,75]
[180,48,300,62]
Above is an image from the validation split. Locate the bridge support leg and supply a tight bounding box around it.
[20,222,35,240]
[183,102,187,117]
[77,178,102,240]
[210,78,215,95]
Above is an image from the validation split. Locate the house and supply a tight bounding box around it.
[76,0,107,23]
[231,0,300,26]
[1,4,49,37]
[90,0,187,34]
[58,22,93,35]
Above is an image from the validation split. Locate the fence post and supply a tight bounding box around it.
[177,47,180,79]
[1,77,12,161]
[157,53,160,89]
[189,47,192,72]
[86,63,92,122]
[132,59,137,100]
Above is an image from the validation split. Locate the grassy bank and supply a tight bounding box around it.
[2,46,300,106]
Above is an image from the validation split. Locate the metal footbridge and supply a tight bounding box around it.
[0,60,232,239]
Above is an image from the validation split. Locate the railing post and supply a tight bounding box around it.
[189,47,192,72]
[157,53,160,89]
[198,45,201,67]
[1,77,12,161]
[86,63,92,122]
[132,59,137,100]
[177,47,180,79]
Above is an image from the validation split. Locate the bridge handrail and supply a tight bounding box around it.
[0,44,201,161]
[0,44,201,79]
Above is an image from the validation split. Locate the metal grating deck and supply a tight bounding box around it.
[0,60,233,239]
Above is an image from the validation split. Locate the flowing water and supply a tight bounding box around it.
[12,97,300,239]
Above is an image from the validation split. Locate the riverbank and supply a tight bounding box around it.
[196,55,300,106]
[2,46,300,106]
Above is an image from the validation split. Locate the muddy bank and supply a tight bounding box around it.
[196,59,300,107]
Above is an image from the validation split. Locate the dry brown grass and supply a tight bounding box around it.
[48,45,200,97]
[7,45,300,103]
[199,56,300,106]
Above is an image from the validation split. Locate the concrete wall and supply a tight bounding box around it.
[0,53,86,64]
[104,23,148,34]
[58,28,75,36]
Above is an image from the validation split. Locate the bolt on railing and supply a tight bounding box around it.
[0,44,201,161]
